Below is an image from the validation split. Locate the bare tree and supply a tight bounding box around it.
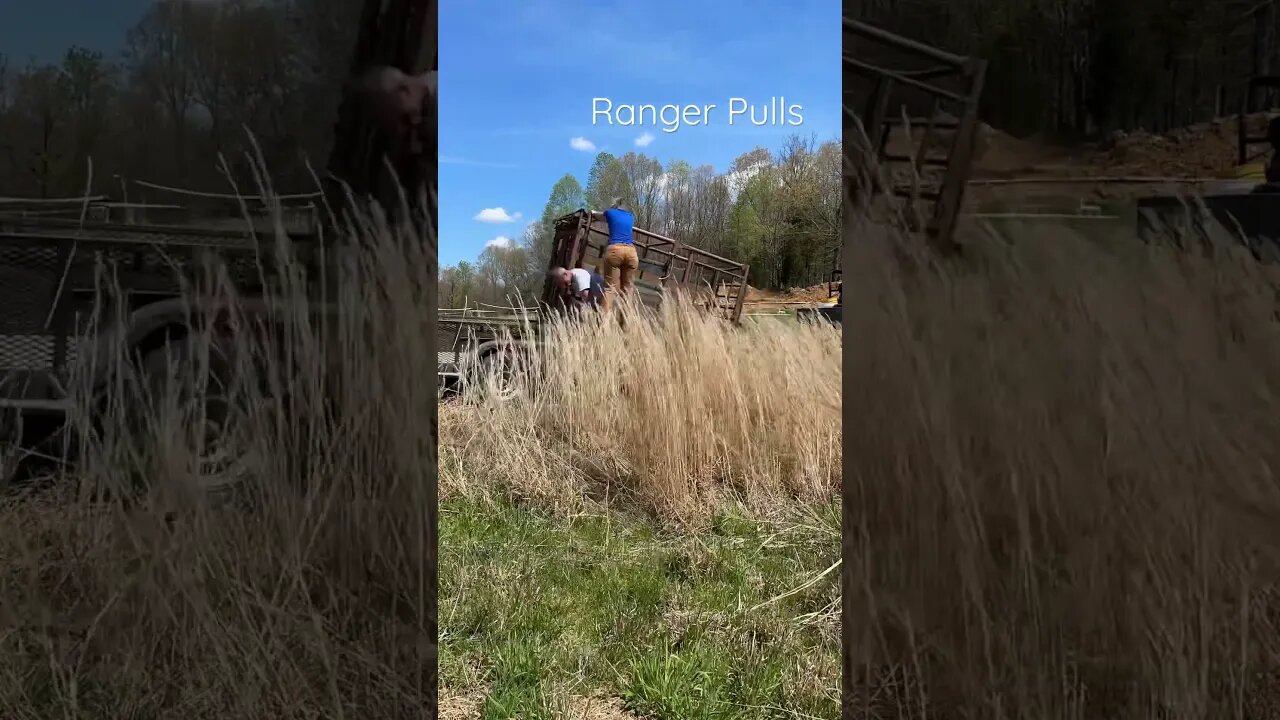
[13,65,71,197]
[125,0,198,176]
[60,47,115,177]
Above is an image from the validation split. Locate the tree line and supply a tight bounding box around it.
[853,0,1280,138]
[0,0,360,201]
[5,1,839,301]
[438,135,841,305]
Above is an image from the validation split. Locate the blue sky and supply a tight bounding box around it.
[440,0,840,267]
[0,1,151,65]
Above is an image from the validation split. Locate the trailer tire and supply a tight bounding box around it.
[0,409,23,489]
[466,345,527,402]
[116,331,257,498]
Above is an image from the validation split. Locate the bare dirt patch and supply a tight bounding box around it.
[744,282,833,304]
[437,690,485,720]
[962,114,1277,205]
[970,114,1272,180]
[567,694,640,719]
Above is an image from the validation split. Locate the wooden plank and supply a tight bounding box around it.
[969,176,1216,186]
[932,58,986,252]
[844,19,969,68]
[967,213,1121,220]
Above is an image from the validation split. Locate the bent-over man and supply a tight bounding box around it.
[549,266,606,312]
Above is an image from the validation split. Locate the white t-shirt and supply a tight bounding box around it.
[569,268,592,294]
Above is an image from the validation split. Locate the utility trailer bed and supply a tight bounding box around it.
[436,308,537,381]
[436,210,753,390]
[0,221,277,471]
[0,228,264,392]
[540,210,750,323]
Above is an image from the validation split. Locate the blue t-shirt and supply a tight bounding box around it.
[602,207,634,245]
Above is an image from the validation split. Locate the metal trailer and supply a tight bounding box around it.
[542,210,750,322]
[436,306,537,395]
[796,246,843,325]
[844,19,988,254]
[0,217,277,471]
[790,20,987,327]
[0,0,437,480]
[1136,75,1280,259]
[437,209,753,391]
[795,301,843,326]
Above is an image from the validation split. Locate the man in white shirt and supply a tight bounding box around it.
[548,266,605,311]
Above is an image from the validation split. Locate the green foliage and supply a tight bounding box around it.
[724,195,764,264]
[439,261,477,308]
[440,134,842,302]
[584,151,633,212]
[583,151,619,210]
[439,498,840,718]
[539,174,583,223]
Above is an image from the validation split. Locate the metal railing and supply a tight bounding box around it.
[844,19,987,252]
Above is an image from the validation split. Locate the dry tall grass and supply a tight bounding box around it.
[439,299,842,525]
[0,195,436,718]
[843,204,1280,718]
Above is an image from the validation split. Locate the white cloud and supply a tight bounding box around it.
[569,136,597,152]
[440,155,520,169]
[634,132,655,148]
[485,236,515,249]
[474,207,522,223]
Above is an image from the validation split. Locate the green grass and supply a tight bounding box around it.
[438,498,840,719]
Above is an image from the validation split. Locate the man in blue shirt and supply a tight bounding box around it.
[589,198,639,312]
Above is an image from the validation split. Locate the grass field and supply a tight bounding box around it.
[0,203,438,719]
[438,499,839,718]
[9,162,1280,719]
[438,301,842,718]
[0,192,842,719]
[841,202,1280,718]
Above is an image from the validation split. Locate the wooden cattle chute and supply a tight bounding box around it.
[541,210,751,323]
[844,20,987,252]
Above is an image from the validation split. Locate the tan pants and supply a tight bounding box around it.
[601,243,639,312]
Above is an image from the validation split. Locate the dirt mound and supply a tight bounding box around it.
[883,119,1062,177]
[982,114,1272,179]
[967,114,1275,184]
[745,283,832,303]
[974,124,1067,175]
[1092,117,1257,176]
[878,111,1274,186]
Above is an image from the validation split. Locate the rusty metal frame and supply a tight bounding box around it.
[542,210,750,323]
[1237,75,1280,165]
[844,19,987,252]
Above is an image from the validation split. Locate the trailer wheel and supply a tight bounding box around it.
[467,346,526,402]
[124,332,256,497]
[0,409,23,489]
